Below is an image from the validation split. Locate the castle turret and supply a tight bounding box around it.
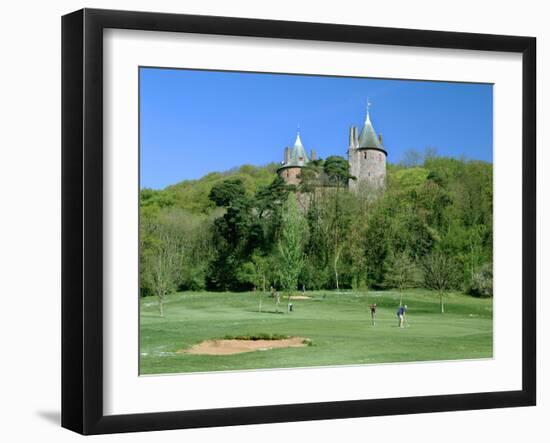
[348,102,387,192]
[349,125,358,150]
[277,131,310,185]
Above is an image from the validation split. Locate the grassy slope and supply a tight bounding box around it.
[140,289,492,375]
[161,163,279,213]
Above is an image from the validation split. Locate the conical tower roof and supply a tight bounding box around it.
[279,130,310,170]
[289,132,309,166]
[358,107,384,150]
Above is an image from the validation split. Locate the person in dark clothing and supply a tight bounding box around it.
[397,305,407,328]
[369,303,377,326]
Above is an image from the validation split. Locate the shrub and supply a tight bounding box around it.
[467,263,493,297]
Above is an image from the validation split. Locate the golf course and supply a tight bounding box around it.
[139,289,493,375]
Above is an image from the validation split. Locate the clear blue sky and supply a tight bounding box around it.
[140,67,493,190]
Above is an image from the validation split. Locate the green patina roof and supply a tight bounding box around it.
[280,133,309,169]
[290,133,309,165]
[358,112,384,150]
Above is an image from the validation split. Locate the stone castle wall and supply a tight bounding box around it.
[278,149,386,192]
[349,148,386,191]
[279,167,302,186]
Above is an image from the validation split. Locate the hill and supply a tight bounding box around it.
[141,163,279,214]
[140,161,439,214]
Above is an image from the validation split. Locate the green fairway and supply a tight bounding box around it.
[139,289,492,375]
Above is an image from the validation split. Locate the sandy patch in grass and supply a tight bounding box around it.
[179,337,308,355]
[288,295,311,300]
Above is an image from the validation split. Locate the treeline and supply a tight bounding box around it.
[140,153,493,312]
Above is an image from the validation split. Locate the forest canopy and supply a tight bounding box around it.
[140,154,493,300]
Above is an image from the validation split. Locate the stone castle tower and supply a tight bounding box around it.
[277,104,386,192]
[277,131,316,186]
[348,104,387,192]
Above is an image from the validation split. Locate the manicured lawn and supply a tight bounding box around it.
[139,289,493,375]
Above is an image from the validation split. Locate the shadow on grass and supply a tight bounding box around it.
[247,310,287,315]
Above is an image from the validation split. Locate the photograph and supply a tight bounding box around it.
[138,67,494,375]
[1,0,544,440]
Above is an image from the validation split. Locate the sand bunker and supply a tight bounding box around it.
[288,295,311,300]
[179,337,308,355]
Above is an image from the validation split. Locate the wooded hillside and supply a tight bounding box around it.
[140,154,493,299]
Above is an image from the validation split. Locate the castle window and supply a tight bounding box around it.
[364,152,367,159]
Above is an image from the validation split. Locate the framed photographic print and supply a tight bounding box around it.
[61,8,536,435]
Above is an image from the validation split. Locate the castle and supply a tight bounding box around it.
[277,105,387,192]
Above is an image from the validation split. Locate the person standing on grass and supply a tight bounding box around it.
[397,305,407,328]
[369,303,377,326]
[275,290,281,312]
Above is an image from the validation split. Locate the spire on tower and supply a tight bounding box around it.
[294,125,304,149]
[365,97,372,124]
[358,98,384,150]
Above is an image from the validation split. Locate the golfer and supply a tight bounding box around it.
[369,303,377,326]
[397,305,407,328]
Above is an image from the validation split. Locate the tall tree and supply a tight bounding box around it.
[239,251,272,312]
[364,205,390,287]
[385,250,419,306]
[298,159,325,192]
[421,251,458,313]
[323,156,354,188]
[277,193,306,312]
[255,175,292,248]
[346,216,369,290]
[323,156,355,291]
[207,178,253,290]
[142,211,186,317]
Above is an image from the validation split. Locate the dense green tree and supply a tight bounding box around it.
[298,159,325,192]
[254,175,292,248]
[277,193,306,312]
[364,203,391,287]
[208,178,247,207]
[206,179,252,290]
[323,156,355,187]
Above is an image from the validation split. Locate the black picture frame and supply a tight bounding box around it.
[61,8,536,435]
